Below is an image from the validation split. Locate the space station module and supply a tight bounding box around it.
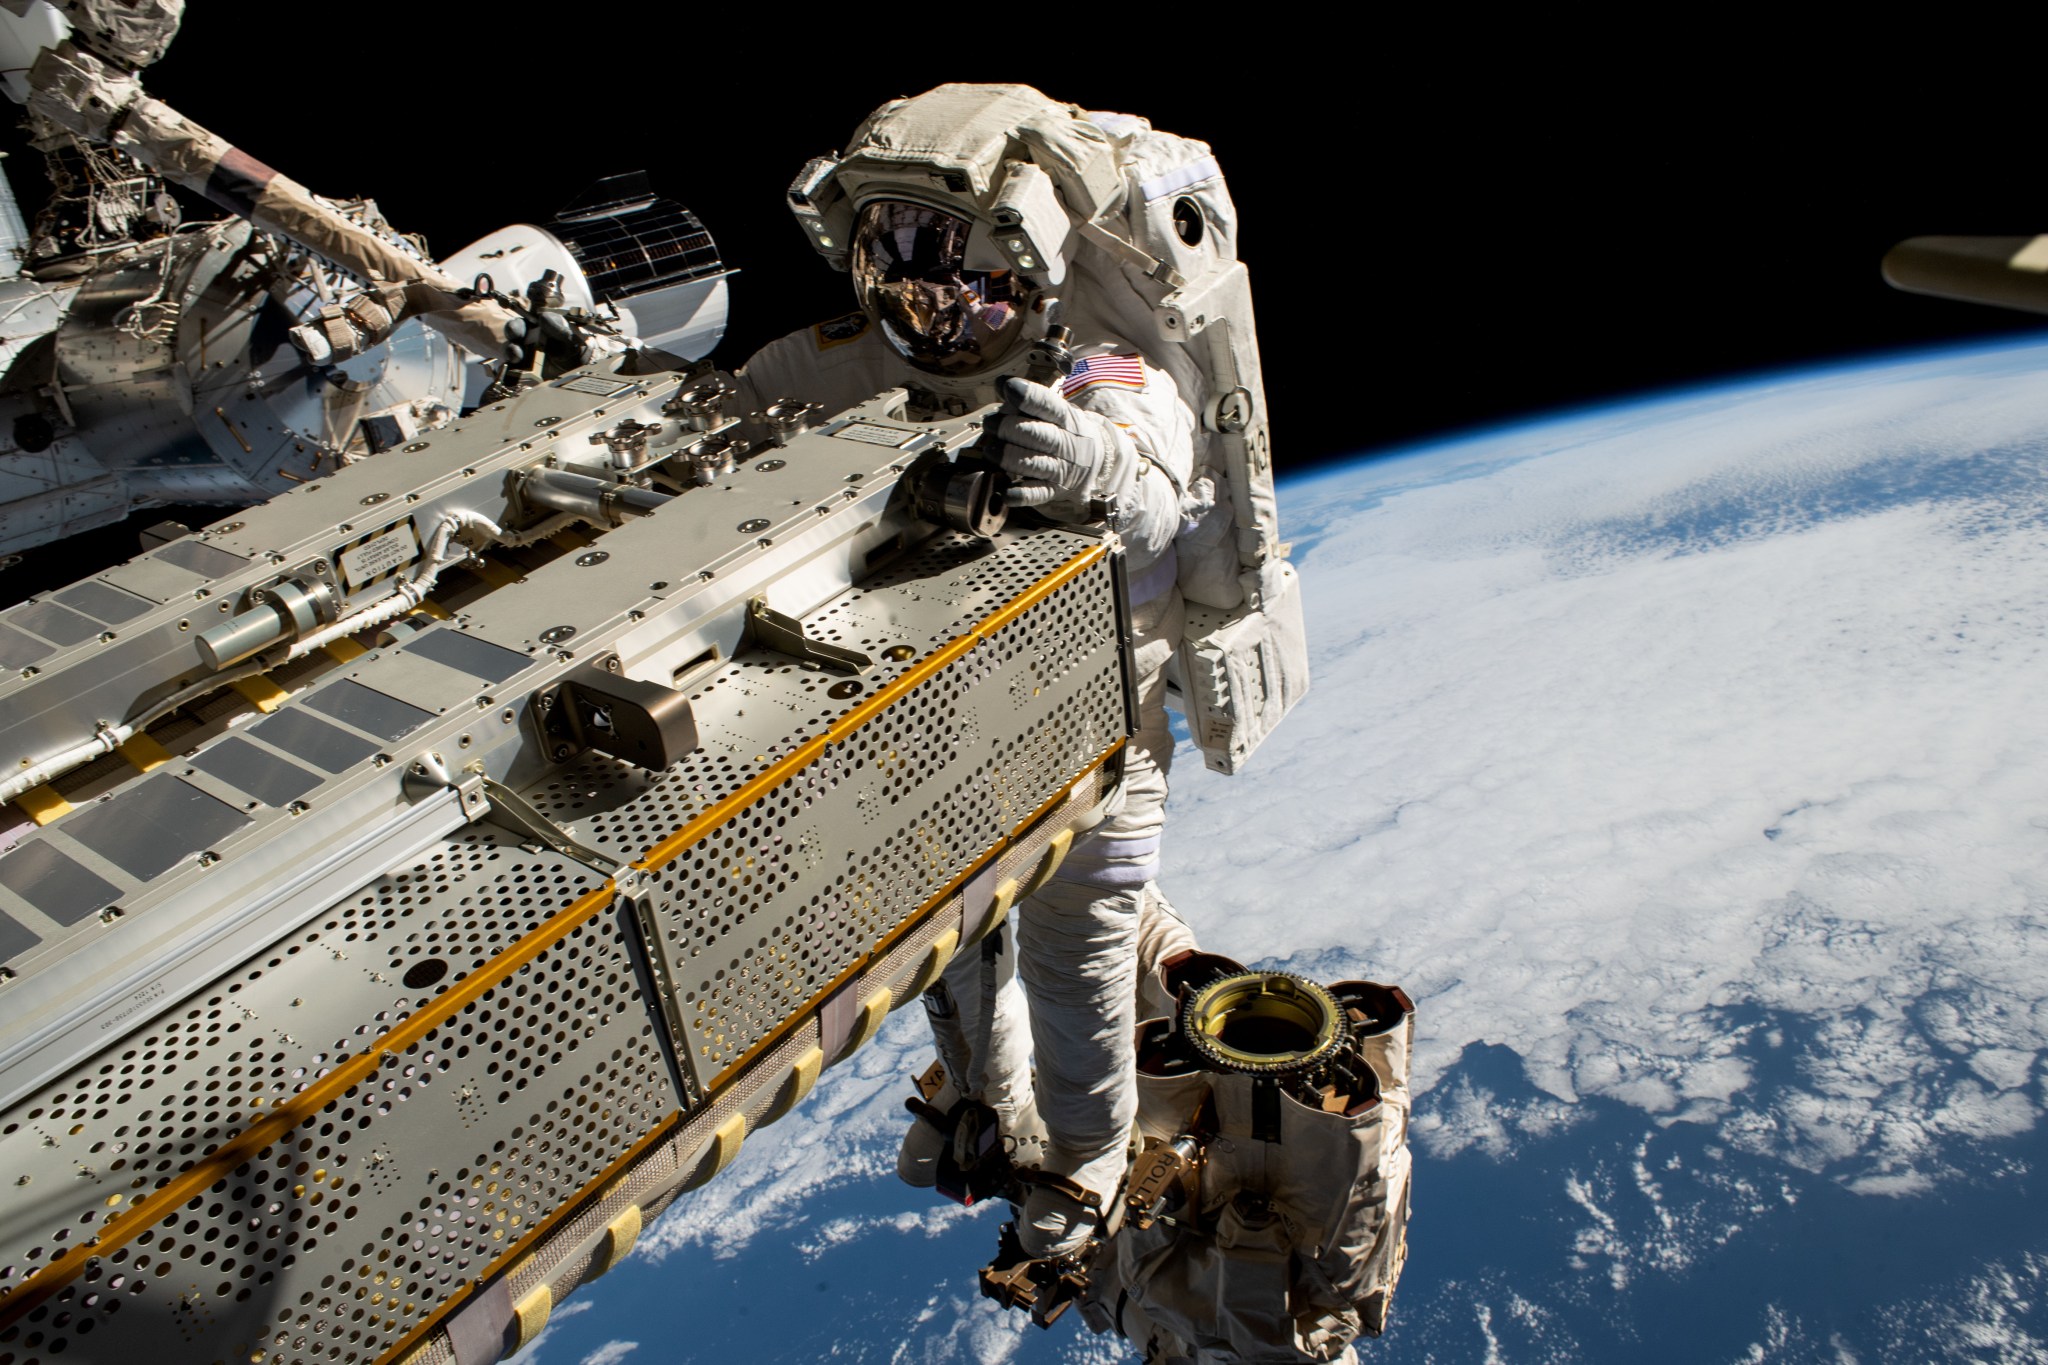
[0,0,729,563]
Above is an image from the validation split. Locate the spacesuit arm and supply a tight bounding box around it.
[996,358,1195,562]
[732,315,898,418]
[1079,383,1194,562]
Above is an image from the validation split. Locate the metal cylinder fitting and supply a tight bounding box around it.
[197,602,289,671]
[1179,972,1346,1077]
[759,398,821,446]
[664,378,734,432]
[521,468,673,525]
[911,453,1007,540]
[196,577,337,671]
[258,578,337,635]
[686,433,749,486]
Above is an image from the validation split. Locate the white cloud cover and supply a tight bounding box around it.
[1170,343,2048,1191]
[1877,1250,2048,1363]
[576,1342,639,1365]
[1703,1250,2048,1363]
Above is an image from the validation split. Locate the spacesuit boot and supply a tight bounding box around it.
[896,1072,956,1190]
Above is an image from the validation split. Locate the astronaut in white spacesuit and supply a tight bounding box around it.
[730,87,1205,1259]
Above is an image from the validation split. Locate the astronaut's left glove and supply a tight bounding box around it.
[994,376,1135,511]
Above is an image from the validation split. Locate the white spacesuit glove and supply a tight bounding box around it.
[994,376,1135,510]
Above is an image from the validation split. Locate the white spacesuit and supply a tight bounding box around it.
[732,93,1207,1260]
[733,84,1309,1269]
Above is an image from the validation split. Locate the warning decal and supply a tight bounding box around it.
[338,519,422,592]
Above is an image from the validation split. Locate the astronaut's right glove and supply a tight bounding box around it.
[993,376,1135,511]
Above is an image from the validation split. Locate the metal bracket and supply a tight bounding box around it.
[400,754,620,874]
[745,596,873,675]
[531,662,699,770]
[616,887,703,1109]
[1009,1165,1104,1212]
[978,1221,1097,1329]
[477,777,623,875]
[1205,385,1254,435]
[402,750,490,820]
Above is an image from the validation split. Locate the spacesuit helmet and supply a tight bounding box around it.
[849,199,1027,374]
[787,86,1130,378]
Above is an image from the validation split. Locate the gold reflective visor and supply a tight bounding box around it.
[851,200,1025,374]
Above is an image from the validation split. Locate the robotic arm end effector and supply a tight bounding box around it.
[0,0,182,107]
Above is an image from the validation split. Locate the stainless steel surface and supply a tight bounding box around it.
[0,347,1138,1364]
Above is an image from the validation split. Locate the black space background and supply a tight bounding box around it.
[5,18,2045,474]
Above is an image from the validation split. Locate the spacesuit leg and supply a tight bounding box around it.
[907,851,1195,1191]
[1015,662,1176,1255]
[918,926,1029,1114]
[899,921,1034,1187]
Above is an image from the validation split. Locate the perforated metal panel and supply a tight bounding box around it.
[399,757,1121,1365]
[0,524,1131,1365]
[589,532,1128,1092]
[0,834,656,1365]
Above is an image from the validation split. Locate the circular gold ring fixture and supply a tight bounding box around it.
[1181,972,1346,1075]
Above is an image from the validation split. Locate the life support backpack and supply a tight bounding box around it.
[1065,109,1308,775]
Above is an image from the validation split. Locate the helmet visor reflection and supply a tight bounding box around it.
[851,200,1023,373]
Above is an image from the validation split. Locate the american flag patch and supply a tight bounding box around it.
[1061,353,1146,398]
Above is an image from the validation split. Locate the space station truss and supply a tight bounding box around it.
[0,435,1133,1362]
